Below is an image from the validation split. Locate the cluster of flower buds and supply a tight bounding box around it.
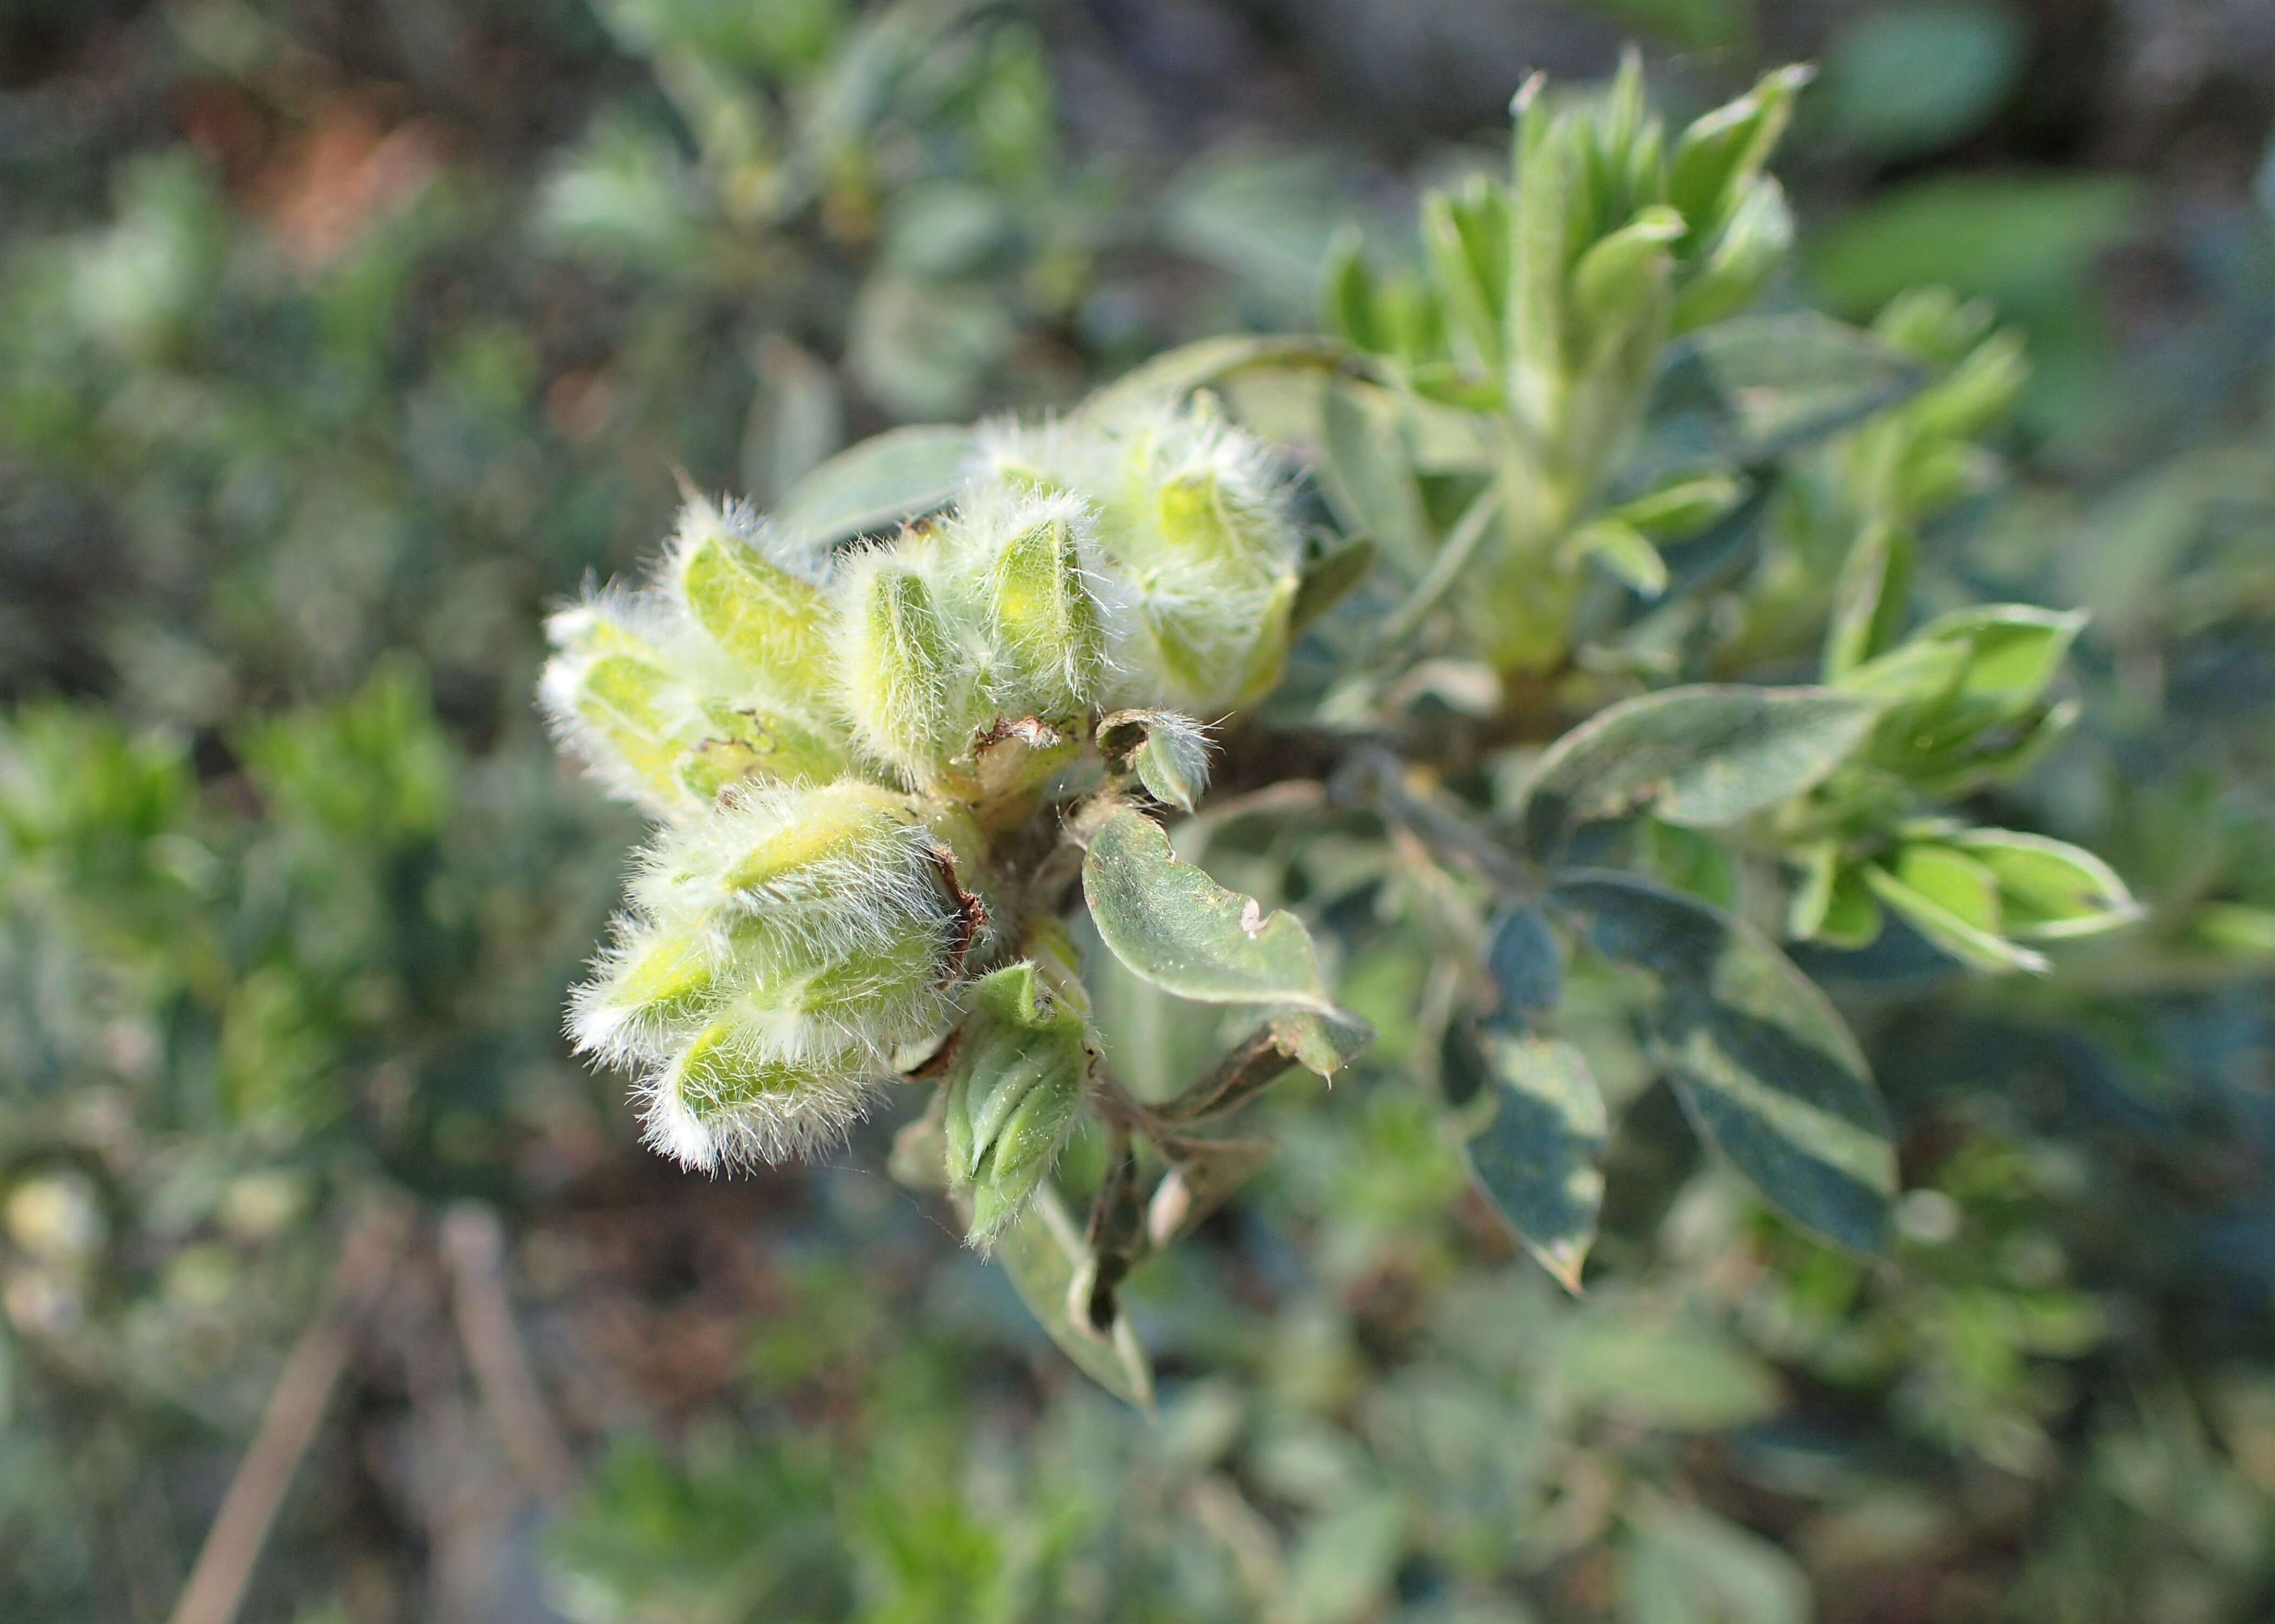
[541,396,1302,1203]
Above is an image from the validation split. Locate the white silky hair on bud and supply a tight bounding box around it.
[970,401,1301,712]
[626,780,947,961]
[827,542,980,787]
[932,482,1130,715]
[536,588,716,817]
[635,1028,885,1172]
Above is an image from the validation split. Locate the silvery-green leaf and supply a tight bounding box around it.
[1520,685,1879,856]
[1661,312,1924,460]
[1083,808,1340,1014]
[772,424,974,546]
[1485,904,1562,1030]
[1082,335,1347,420]
[1551,871,1896,1252]
[982,1184,1154,1409]
[1467,1033,1606,1291]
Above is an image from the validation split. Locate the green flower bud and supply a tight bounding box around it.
[570,778,966,1167]
[833,549,978,786]
[946,490,1107,717]
[645,1020,880,1170]
[1098,708,1213,813]
[942,961,1094,1246]
[542,597,847,814]
[665,498,836,704]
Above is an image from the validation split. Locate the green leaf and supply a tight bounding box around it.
[1564,518,1669,597]
[985,1184,1154,1409]
[1947,828,2139,940]
[1082,808,1340,1014]
[1467,1033,1606,1291]
[1667,64,1810,244]
[772,424,974,546]
[1661,313,1925,460]
[1520,685,1880,856]
[1620,1501,1810,1624]
[1863,857,2048,974]
[1911,604,2086,713]
[1082,335,1348,420]
[1321,229,1380,350]
[1484,904,1563,1030]
[1822,522,1913,680]
[1507,79,1572,436]
[1321,383,1428,562]
[1288,533,1375,636]
[1551,871,1896,1252]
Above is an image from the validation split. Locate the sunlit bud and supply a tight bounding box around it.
[643,1020,880,1171]
[632,779,941,952]
[542,598,847,813]
[567,920,725,1067]
[539,600,692,811]
[666,498,835,704]
[833,549,976,785]
[963,492,1108,716]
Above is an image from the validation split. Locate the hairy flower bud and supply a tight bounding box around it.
[832,548,977,786]
[977,401,1301,714]
[541,595,846,816]
[665,498,835,704]
[942,961,1093,1245]
[938,489,1109,718]
[571,779,964,1167]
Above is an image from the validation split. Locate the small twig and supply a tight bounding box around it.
[441,1203,578,1502]
[169,1204,408,1624]
[1079,1129,1146,1331]
[1375,484,1502,651]
[1157,1027,1298,1125]
[1336,745,1535,899]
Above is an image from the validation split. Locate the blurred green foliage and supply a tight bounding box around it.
[1,1,2272,1621]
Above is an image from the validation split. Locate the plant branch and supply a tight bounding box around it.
[169,1203,408,1624]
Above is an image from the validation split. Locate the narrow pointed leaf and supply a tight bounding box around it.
[1550,871,1896,1252]
[1520,685,1879,857]
[1467,1033,1606,1290]
[773,424,974,545]
[983,1184,1155,1409]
